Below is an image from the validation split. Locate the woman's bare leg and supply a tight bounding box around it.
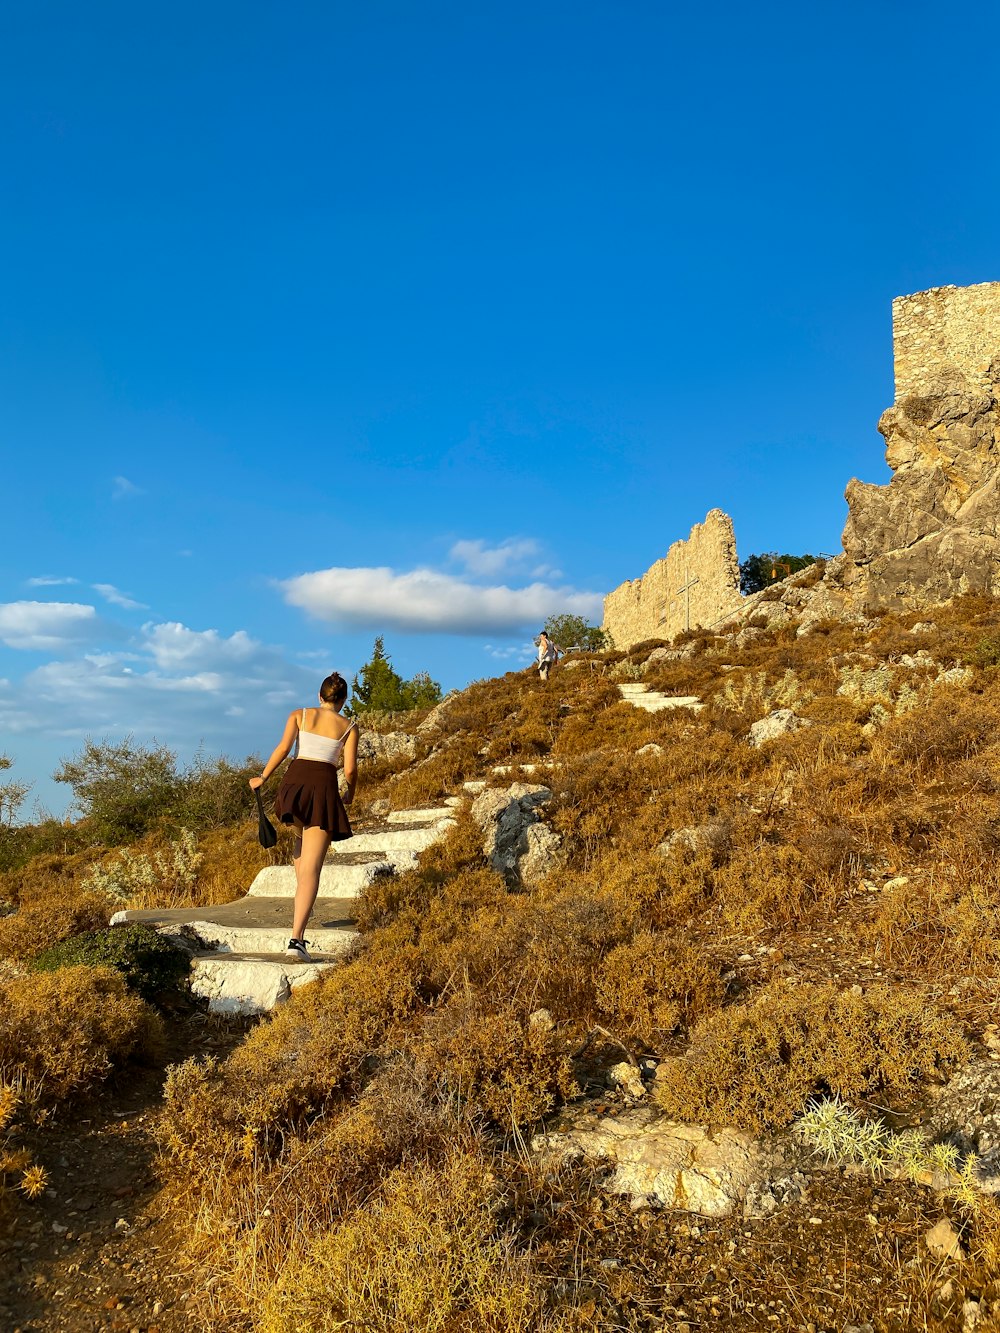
[291,824,332,941]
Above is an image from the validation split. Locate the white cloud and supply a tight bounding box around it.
[142,622,260,671]
[280,566,604,636]
[0,601,98,651]
[450,537,542,577]
[0,621,315,741]
[93,583,149,611]
[112,475,143,500]
[26,575,79,588]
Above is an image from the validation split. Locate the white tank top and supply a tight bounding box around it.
[297,713,356,764]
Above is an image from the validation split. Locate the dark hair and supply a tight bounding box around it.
[320,671,348,705]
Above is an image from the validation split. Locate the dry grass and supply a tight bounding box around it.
[17,595,1000,1324]
[655,982,967,1132]
[0,965,162,1111]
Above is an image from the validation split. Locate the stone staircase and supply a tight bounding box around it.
[617,682,704,713]
[113,802,459,1016]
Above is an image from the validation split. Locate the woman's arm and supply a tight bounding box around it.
[341,727,360,806]
[248,710,300,790]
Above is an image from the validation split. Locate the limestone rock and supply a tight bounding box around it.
[925,1217,966,1262]
[470,783,563,887]
[841,285,1000,612]
[747,709,813,748]
[416,690,460,735]
[532,1107,771,1217]
[657,821,730,860]
[607,1062,647,1100]
[357,731,418,764]
[928,1060,1000,1164]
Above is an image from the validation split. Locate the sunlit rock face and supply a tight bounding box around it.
[843,282,1000,610]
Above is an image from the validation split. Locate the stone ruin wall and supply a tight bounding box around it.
[603,508,742,650]
[892,282,1000,399]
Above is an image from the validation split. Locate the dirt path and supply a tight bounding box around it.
[1,1012,246,1333]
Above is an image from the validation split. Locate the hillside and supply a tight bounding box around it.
[6,599,1000,1330]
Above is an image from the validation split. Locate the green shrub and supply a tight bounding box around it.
[31,923,190,1002]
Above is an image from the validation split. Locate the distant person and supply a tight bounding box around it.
[536,630,563,681]
[249,671,359,962]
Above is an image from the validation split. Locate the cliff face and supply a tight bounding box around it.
[842,284,1000,611]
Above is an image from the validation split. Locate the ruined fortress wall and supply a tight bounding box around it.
[603,509,742,650]
[893,282,1000,398]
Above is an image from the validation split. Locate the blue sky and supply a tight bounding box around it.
[2,0,998,817]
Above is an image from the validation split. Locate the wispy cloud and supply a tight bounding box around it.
[112,475,143,500]
[0,601,99,651]
[450,538,541,577]
[0,620,315,742]
[26,575,80,588]
[92,583,149,611]
[484,640,537,661]
[279,565,603,636]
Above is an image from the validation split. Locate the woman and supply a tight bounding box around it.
[249,671,359,962]
[536,630,563,681]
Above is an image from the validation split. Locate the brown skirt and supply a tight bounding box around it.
[274,758,353,840]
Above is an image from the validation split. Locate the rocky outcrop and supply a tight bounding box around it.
[842,284,1000,611]
[532,1107,791,1218]
[470,783,564,888]
[357,730,419,764]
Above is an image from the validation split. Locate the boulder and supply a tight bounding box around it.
[532,1107,773,1217]
[470,783,563,887]
[357,731,418,764]
[657,821,730,860]
[747,709,813,748]
[416,690,460,735]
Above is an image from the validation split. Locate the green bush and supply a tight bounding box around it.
[31,923,190,1002]
[53,737,182,844]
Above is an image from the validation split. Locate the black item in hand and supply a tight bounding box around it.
[254,787,278,848]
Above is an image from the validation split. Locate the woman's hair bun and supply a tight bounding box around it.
[320,670,348,704]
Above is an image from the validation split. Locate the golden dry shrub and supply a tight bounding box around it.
[656,982,966,1132]
[594,843,716,934]
[355,817,490,934]
[711,842,834,935]
[872,683,1000,774]
[388,734,483,807]
[0,965,162,1109]
[407,997,577,1131]
[0,882,112,961]
[595,932,725,1046]
[258,1151,561,1333]
[863,865,1000,978]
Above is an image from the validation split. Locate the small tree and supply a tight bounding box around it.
[349,638,443,715]
[0,757,30,829]
[543,614,612,653]
[53,736,181,845]
[739,552,817,596]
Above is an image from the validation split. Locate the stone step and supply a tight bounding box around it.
[617,684,704,713]
[325,820,455,858]
[114,896,358,955]
[247,859,413,899]
[384,807,456,824]
[189,953,338,1016]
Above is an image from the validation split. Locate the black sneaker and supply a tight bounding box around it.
[285,938,312,962]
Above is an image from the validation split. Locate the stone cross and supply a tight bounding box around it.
[677,568,700,632]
